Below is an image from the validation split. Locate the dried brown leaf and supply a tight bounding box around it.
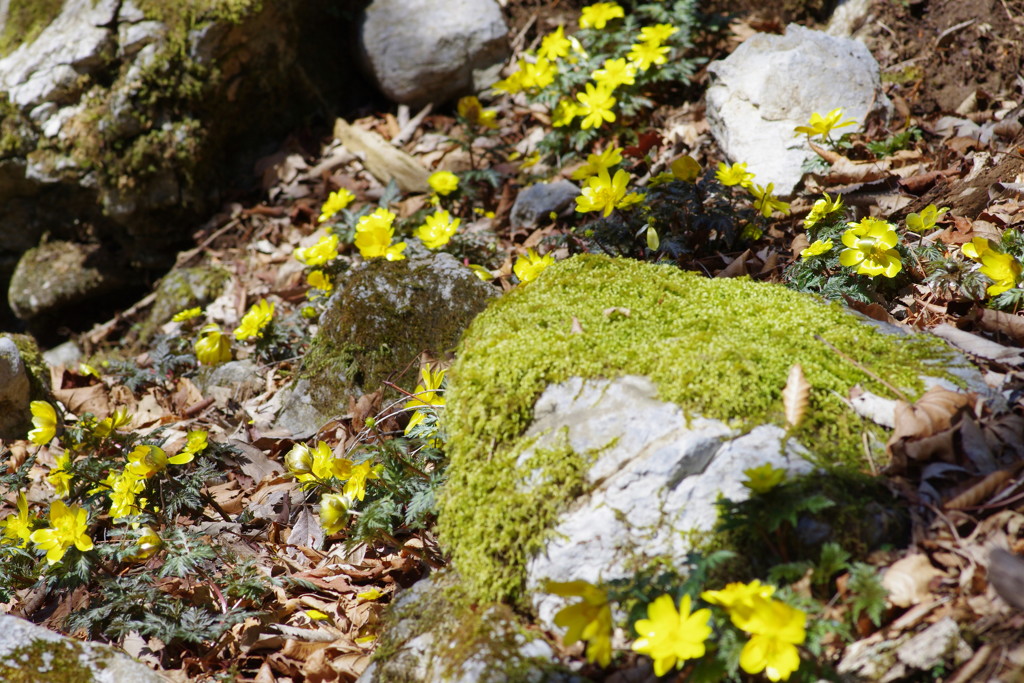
[888,385,973,446]
[882,553,944,608]
[52,384,111,419]
[974,308,1024,346]
[783,364,810,427]
[944,469,1017,510]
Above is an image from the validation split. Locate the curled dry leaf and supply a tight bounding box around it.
[783,363,810,427]
[882,553,944,608]
[944,469,1017,510]
[887,385,973,450]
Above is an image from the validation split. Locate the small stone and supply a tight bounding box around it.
[510,181,580,229]
[0,337,30,440]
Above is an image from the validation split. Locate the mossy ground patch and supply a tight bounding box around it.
[439,254,959,605]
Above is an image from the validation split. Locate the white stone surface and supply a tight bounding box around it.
[706,24,891,196]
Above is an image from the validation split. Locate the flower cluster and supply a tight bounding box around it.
[284,440,383,534]
[355,207,407,261]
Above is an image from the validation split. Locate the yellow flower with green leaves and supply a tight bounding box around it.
[803,192,843,230]
[839,217,902,278]
[307,270,332,293]
[94,407,132,437]
[513,248,556,284]
[127,445,169,478]
[294,233,339,267]
[800,239,833,259]
[639,23,679,44]
[700,580,776,630]
[194,323,231,365]
[905,204,948,233]
[415,210,460,249]
[742,463,787,493]
[2,492,36,547]
[343,461,383,501]
[234,298,275,341]
[570,146,623,181]
[28,401,57,446]
[547,580,615,667]
[104,468,146,519]
[319,493,352,535]
[793,107,856,140]
[318,188,355,223]
[551,99,579,128]
[749,183,790,218]
[456,95,498,129]
[738,598,807,681]
[428,171,459,196]
[576,168,643,217]
[579,2,624,29]
[521,57,557,90]
[30,500,93,565]
[171,306,202,322]
[963,238,1023,295]
[288,441,352,483]
[575,82,616,130]
[170,430,208,465]
[538,25,572,60]
[591,57,636,90]
[715,161,755,187]
[632,593,712,677]
[627,40,670,70]
[405,364,447,434]
[133,526,162,560]
[47,450,73,498]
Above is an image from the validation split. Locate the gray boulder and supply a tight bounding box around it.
[0,614,169,682]
[706,23,891,195]
[0,337,30,440]
[510,181,580,229]
[358,0,509,107]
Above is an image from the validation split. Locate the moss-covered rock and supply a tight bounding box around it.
[134,265,231,345]
[438,254,970,606]
[299,252,498,420]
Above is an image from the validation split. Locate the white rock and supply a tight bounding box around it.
[358,0,510,106]
[706,24,891,196]
[522,375,814,626]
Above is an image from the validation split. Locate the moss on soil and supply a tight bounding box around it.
[0,637,107,683]
[438,254,961,606]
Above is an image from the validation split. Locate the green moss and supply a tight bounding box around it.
[439,254,961,606]
[0,0,65,57]
[0,637,104,682]
[134,265,231,344]
[4,334,50,403]
[0,94,36,158]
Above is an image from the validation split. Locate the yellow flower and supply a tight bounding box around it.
[803,192,843,230]
[305,609,332,620]
[133,526,162,560]
[428,171,459,196]
[904,204,948,233]
[343,461,383,501]
[105,468,146,519]
[357,587,384,601]
[575,82,616,130]
[47,450,73,498]
[793,107,857,140]
[749,183,790,218]
[127,445,169,479]
[961,236,990,261]
[521,57,557,90]
[405,365,447,409]
[547,580,614,667]
[639,23,679,44]
[288,442,352,483]
[978,249,1023,296]
[716,161,755,188]
[194,323,231,365]
[800,239,833,259]
[319,493,352,535]
[2,492,36,547]
[839,217,902,278]
[670,155,701,183]
[234,298,275,341]
[538,25,572,60]
[742,463,787,494]
[627,40,670,70]
[285,444,314,477]
[307,270,333,293]
[513,248,555,283]
[575,168,643,217]
[29,500,93,565]
[738,599,806,681]
[551,99,578,128]
[169,430,207,466]
[701,580,776,631]
[294,233,339,267]
[355,207,406,261]
[28,400,57,446]
[171,306,202,322]
[94,407,132,437]
[570,146,623,181]
[318,188,356,223]
[414,210,460,249]
[492,70,524,95]
[78,362,100,378]
[591,57,636,90]
[632,593,712,676]
[579,2,624,29]
[457,95,499,129]
[468,264,494,281]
